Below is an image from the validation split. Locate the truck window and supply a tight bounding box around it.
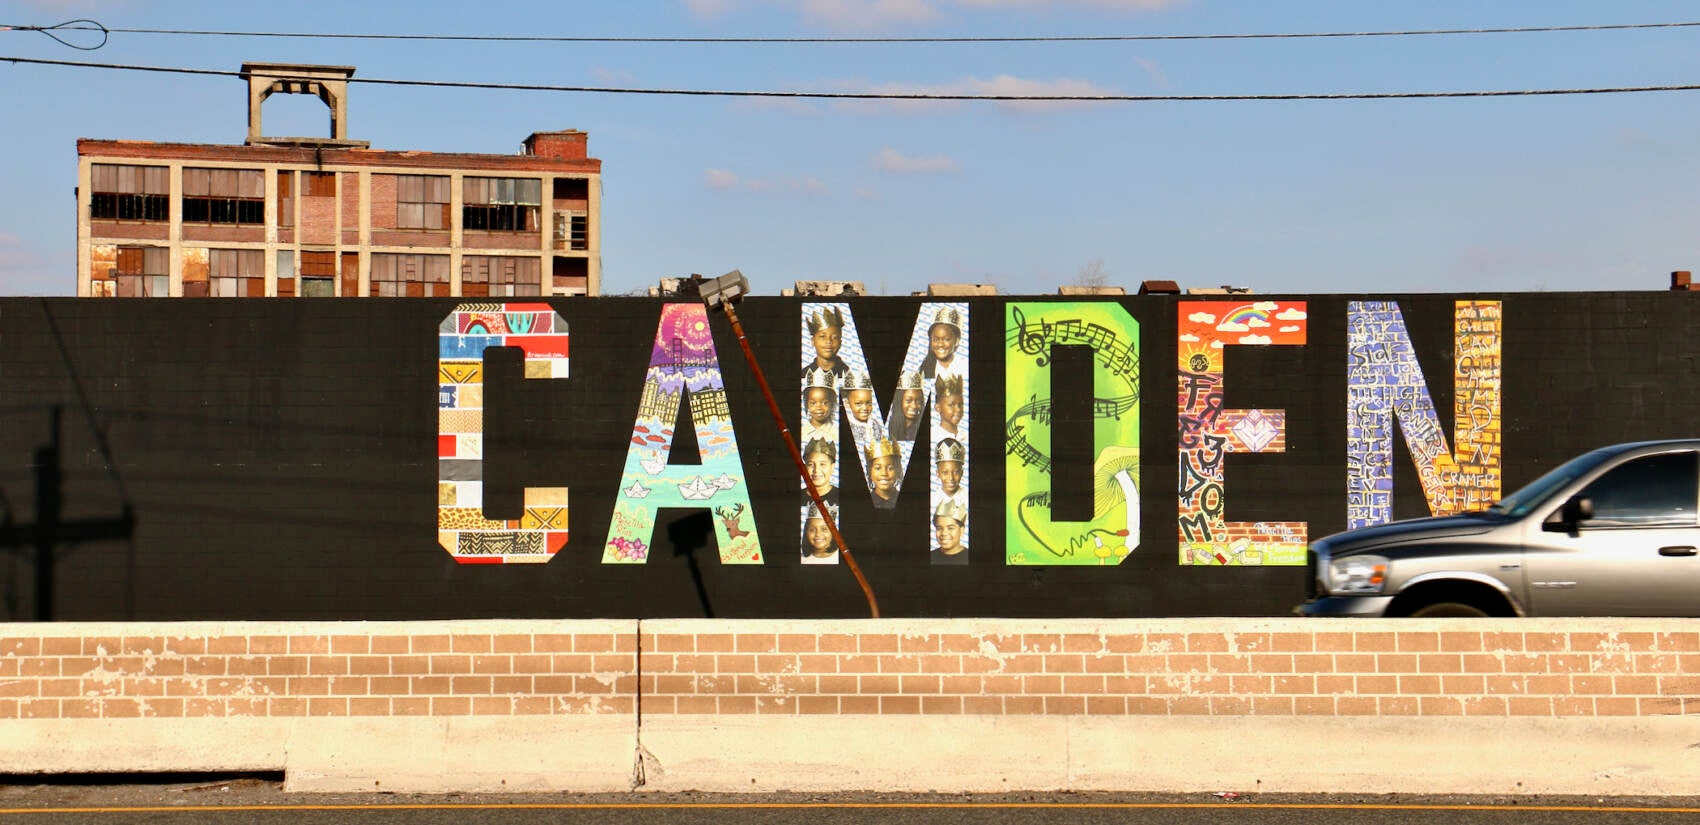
[1577,451,1699,527]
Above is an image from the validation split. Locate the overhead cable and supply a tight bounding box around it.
[5,19,1700,44]
[6,54,1700,102]
[0,19,108,50]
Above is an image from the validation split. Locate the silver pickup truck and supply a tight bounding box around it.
[1299,439,1700,617]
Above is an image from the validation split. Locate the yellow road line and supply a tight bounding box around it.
[0,802,1698,814]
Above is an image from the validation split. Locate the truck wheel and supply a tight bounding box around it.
[1408,601,1489,618]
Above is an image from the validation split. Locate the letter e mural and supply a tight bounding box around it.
[1177,301,1308,566]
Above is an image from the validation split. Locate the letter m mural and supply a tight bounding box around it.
[1346,301,1503,529]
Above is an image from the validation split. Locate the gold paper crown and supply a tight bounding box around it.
[934,437,965,464]
[802,437,837,462]
[930,306,963,331]
[803,501,840,522]
[864,437,902,462]
[805,306,845,335]
[803,367,839,392]
[897,370,924,391]
[934,374,964,397]
[844,371,874,391]
[934,498,967,524]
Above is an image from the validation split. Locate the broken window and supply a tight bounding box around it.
[209,248,265,297]
[370,252,450,297]
[462,255,542,297]
[183,168,265,225]
[463,177,541,232]
[570,215,588,251]
[90,164,168,221]
[396,175,450,230]
[277,171,294,228]
[115,246,169,297]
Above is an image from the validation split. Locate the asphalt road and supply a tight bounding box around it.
[4,779,1700,825]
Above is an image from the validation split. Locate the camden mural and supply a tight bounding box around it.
[437,297,1504,571]
[3,290,1639,620]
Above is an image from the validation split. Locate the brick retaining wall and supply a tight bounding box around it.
[3,619,1694,721]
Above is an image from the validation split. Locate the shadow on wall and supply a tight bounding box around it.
[668,511,716,618]
[0,304,138,620]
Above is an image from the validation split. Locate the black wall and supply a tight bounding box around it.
[0,293,1692,621]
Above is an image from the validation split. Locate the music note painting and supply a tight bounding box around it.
[1003,302,1141,566]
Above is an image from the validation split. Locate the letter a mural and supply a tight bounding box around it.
[436,302,571,564]
[604,303,762,564]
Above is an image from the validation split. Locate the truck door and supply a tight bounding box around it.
[1523,449,1700,616]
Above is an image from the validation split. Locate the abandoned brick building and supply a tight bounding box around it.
[76,62,602,298]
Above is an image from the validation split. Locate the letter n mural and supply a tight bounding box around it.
[1346,301,1503,529]
[1177,301,1308,566]
[436,303,571,563]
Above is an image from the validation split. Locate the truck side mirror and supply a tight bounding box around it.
[1545,495,1594,534]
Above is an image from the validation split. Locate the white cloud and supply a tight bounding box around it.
[802,0,941,28]
[1252,301,1279,311]
[1276,308,1308,320]
[0,233,44,271]
[1179,333,1199,342]
[1216,321,1249,332]
[705,168,828,194]
[1239,334,1272,345]
[682,0,740,17]
[1187,311,1215,323]
[0,233,63,296]
[951,0,1186,9]
[592,67,637,85]
[1134,57,1169,88]
[873,146,959,174]
[1279,325,1300,333]
[1210,340,1224,349]
[1246,317,1270,328]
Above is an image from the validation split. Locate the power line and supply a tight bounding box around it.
[6,19,1700,44]
[6,54,1700,102]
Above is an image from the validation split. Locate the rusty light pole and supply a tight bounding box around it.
[697,270,879,618]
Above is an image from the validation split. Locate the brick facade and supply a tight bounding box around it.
[76,134,602,298]
[3,620,1693,721]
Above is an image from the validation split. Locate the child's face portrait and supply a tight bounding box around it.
[929,324,960,362]
[937,459,962,496]
[900,388,925,421]
[934,516,963,552]
[848,389,874,422]
[805,517,833,555]
[937,392,964,430]
[812,325,841,363]
[869,455,899,497]
[806,387,835,425]
[806,453,835,489]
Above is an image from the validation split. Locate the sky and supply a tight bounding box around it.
[4,0,1700,297]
